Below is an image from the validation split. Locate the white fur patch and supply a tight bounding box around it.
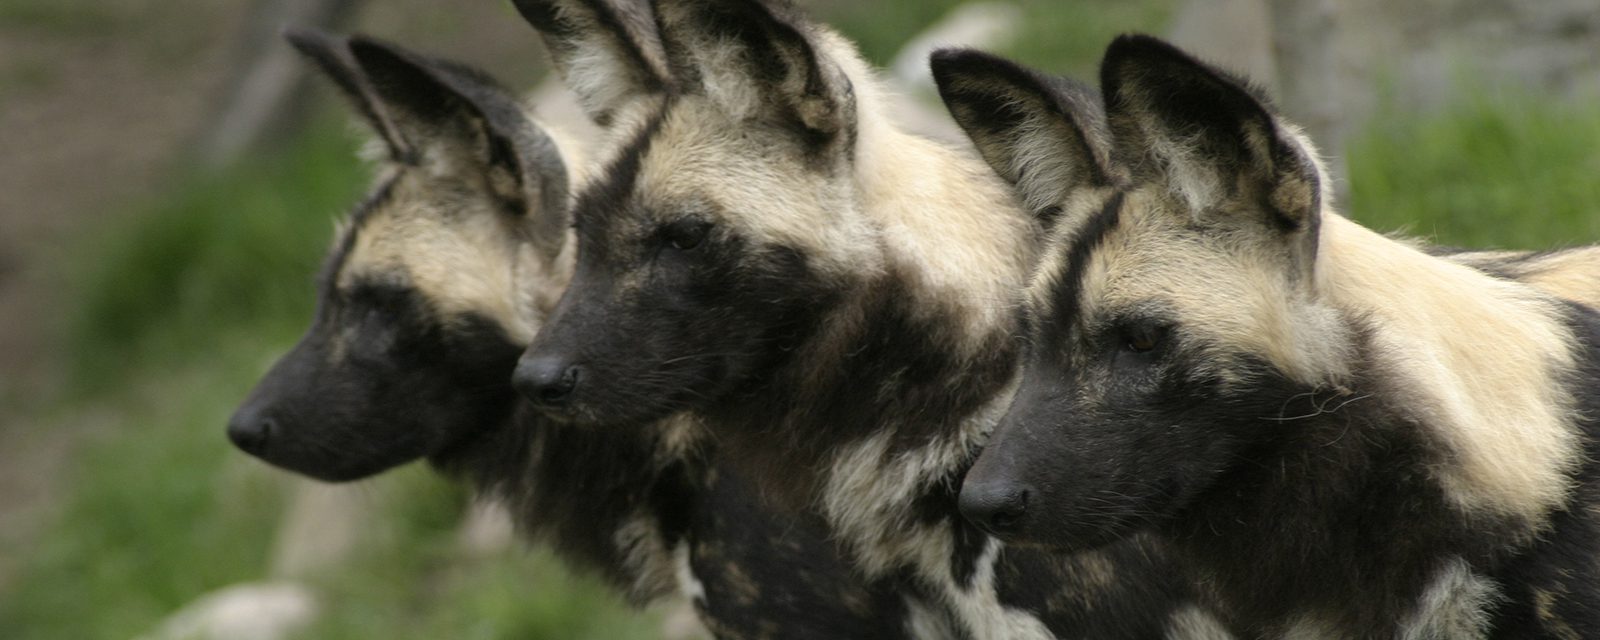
[902,594,964,640]
[672,543,706,605]
[1398,557,1498,640]
[611,512,679,602]
[1165,604,1235,640]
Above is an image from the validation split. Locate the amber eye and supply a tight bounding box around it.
[1122,324,1166,353]
[664,220,711,251]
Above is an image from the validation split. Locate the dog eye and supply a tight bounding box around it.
[663,220,711,251]
[1121,323,1167,354]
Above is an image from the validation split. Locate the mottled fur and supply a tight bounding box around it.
[229,29,917,638]
[513,2,1210,637]
[945,36,1600,637]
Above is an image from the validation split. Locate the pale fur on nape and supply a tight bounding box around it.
[1516,248,1600,309]
[1317,212,1581,522]
[829,27,1037,350]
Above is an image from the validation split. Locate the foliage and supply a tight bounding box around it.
[63,121,362,393]
[1347,95,1600,249]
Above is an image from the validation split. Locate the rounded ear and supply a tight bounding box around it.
[652,0,855,153]
[284,27,411,160]
[932,48,1115,229]
[512,0,669,126]
[345,36,572,261]
[1101,35,1323,247]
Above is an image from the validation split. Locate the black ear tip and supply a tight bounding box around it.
[346,36,415,73]
[283,26,342,56]
[1103,33,1193,72]
[510,0,557,27]
[1101,33,1195,97]
[929,47,985,75]
[929,48,1013,90]
[1106,33,1173,55]
[345,35,386,59]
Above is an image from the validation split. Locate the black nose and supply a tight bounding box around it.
[227,406,277,456]
[959,482,1030,536]
[514,355,582,408]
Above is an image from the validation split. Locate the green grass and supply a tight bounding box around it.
[0,0,121,36]
[823,0,969,65]
[1347,95,1600,249]
[4,119,373,637]
[0,354,291,640]
[1001,0,1173,74]
[63,120,366,393]
[822,0,1172,72]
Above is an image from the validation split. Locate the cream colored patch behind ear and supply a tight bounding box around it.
[1320,215,1580,522]
[1515,248,1600,309]
[340,178,529,345]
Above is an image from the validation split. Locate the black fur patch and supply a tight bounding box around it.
[910,461,988,590]
[705,269,1018,509]
[1040,191,1123,353]
[684,461,917,639]
[995,538,1188,638]
[1480,301,1600,635]
[571,107,669,246]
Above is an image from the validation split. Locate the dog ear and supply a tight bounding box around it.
[932,48,1115,230]
[653,0,854,152]
[285,27,412,161]
[1101,35,1323,268]
[345,36,571,260]
[513,0,669,126]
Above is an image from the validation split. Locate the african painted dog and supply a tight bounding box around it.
[228,29,921,638]
[944,36,1600,637]
[509,0,1222,637]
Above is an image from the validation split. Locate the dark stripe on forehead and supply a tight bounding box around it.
[319,173,400,289]
[1045,191,1124,347]
[571,105,670,234]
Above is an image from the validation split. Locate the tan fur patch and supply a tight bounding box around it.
[1060,188,1581,522]
[620,27,1036,354]
[1504,248,1600,309]
[1069,188,1352,389]
[1319,215,1580,520]
[335,107,584,348]
[1534,587,1583,640]
[338,173,535,341]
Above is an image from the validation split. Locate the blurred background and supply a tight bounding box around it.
[1,0,1596,638]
